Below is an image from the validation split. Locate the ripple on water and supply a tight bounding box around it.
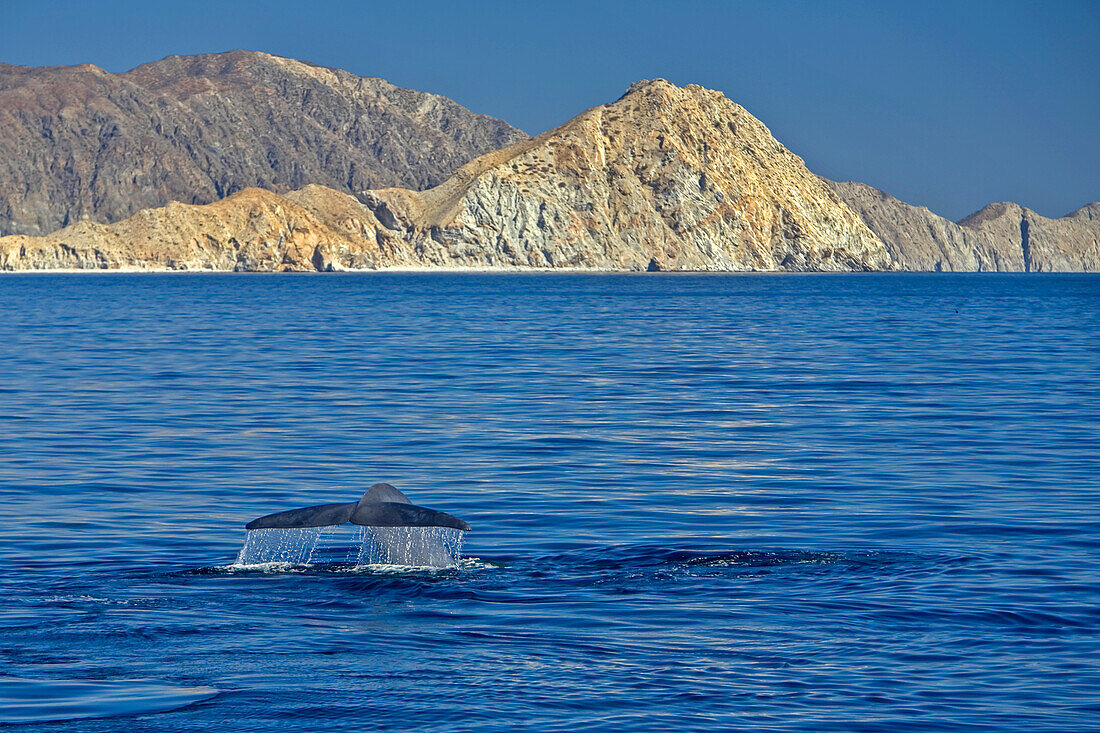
[1,273,1098,732]
[0,677,218,724]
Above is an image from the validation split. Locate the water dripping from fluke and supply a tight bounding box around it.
[232,525,466,571]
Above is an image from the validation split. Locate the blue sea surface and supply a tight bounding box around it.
[0,273,1098,731]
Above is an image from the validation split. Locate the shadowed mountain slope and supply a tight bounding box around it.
[0,50,526,236]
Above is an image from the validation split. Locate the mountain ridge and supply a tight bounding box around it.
[358,78,891,271]
[1,55,1096,273]
[0,50,527,236]
[1,79,892,272]
[828,180,1098,272]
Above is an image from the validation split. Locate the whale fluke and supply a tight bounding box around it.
[245,483,471,532]
[359,482,413,505]
[349,502,471,531]
[244,502,356,530]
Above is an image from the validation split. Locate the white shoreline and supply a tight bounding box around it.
[0,266,632,274]
[1,265,1062,275]
[0,265,736,274]
[0,265,901,275]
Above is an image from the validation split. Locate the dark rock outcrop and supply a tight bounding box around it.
[0,50,526,236]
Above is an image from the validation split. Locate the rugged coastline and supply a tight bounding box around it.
[1,54,1096,273]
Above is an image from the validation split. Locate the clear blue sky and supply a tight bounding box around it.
[2,0,1097,220]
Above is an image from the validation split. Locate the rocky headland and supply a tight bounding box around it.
[0,50,526,237]
[358,79,890,271]
[0,186,393,272]
[829,180,1099,272]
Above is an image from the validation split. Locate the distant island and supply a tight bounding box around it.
[1,51,1096,272]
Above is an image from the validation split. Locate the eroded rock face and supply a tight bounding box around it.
[960,201,1100,273]
[359,79,892,271]
[0,187,393,272]
[0,50,526,236]
[828,180,1100,272]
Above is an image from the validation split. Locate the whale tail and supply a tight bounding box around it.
[358,482,413,505]
[244,483,471,531]
[245,502,356,530]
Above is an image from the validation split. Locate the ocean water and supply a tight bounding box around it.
[0,273,1097,732]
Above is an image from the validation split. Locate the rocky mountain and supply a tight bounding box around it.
[0,80,892,272]
[359,79,891,271]
[0,50,526,237]
[4,76,1095,273]
[958,200,1100,272]
[829,180,1100,272]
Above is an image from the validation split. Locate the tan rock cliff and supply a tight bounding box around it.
[360,79,892,271]
[0,187,391,272]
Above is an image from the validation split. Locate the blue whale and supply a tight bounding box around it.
[245,483,471,532]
